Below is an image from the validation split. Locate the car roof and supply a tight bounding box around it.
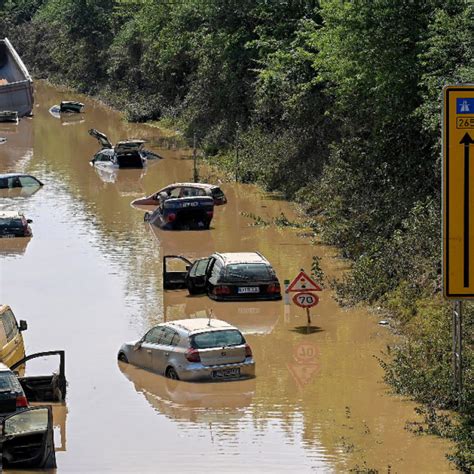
[0,211,24,218]
[166,318,237,334]
[0,173,32,178]
[163,182,218,190]
[214,252,269,265]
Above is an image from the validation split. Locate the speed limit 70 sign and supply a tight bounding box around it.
[292,292,319,308]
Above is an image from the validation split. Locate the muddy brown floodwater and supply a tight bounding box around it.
[0,82,454,473]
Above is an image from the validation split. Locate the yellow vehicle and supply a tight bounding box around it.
[0,304,27,368]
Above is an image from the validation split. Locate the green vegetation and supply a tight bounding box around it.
[1,0,472,469]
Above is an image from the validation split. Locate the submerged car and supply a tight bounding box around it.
[0,211,33,237]
[49,101,84,117]
[118,318,254,382]
[132,182,227,206]
[0,173,43,188]
[88,129,162,169]
[163,252,282,301]
[144,195,214,230]
[0,350,67,469]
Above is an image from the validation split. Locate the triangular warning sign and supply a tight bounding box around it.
[286,270,322,292]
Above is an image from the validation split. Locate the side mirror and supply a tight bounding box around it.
[185,265,191,272]
[19,320,27,332]
[27,219,33,224]
[133,340,142,351]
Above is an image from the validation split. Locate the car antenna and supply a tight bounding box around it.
[208,309,213,326]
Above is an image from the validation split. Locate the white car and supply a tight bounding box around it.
[118,318,255,382]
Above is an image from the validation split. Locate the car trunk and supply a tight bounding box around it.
[198,345,246,366]
[116,152,144,168]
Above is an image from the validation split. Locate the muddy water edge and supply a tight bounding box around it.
[0,82,454,473]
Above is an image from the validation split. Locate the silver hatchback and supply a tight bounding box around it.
[118,318,255,382]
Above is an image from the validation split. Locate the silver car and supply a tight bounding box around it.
[118,318,255,382]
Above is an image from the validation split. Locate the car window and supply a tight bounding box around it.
[19,176,40,187]
[144,327,164,344]
[0,371,22,392]
[95,152,111,162]
[183,187,206,197]
[1,309,18,342]
[160,327,177,346]
[7,177,21,188]
[191,330,245,349]
[189,258,210,278]
[225,263,272,281]
[168,187,181,198]
[0,217,23,229]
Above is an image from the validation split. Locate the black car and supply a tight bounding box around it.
[163,252,282,301]
[0,350,67,469]
[144,196,214,230]
[0,211,33,237]
[0,173,43,189]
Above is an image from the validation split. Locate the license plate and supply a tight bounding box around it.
[238,287,259,294]
[212,368,241,379]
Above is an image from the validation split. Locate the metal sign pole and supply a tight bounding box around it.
[453,300,463,408]
[193,133,198,183]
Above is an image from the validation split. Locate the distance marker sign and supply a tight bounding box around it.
[443,85,474,299]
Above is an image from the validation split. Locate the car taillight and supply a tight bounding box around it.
[213,285,231,295]
[267,283,281,293]
[245,344,252,358]
[185,348,201,363]
[207,211,213,217]
[16,395,28,408]
[167,213,176,223]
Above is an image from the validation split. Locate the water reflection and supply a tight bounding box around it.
[119,362,255,422]
[92,166,147,196]
[0,236,31,257]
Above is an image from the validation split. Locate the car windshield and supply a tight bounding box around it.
[0,217,23,229]
[225,263,272,281]
[191,330,245,349]
[0,372,22,393]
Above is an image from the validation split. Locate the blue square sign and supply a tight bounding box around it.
[456,98,474,114]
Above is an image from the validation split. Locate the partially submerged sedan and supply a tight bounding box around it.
[144,196,214,230]
[88,129,162,169]
[132,182,227,206]
[163,252,282,301]
[0,173,43,188]
[118,318,254,381]
[0,211,33,237]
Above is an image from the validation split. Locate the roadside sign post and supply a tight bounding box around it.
[443,84,474,407]
[287,270,322,326]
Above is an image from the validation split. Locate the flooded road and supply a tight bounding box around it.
[0,82,454,473]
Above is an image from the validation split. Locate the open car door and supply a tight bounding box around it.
[11,350,66,402]
[1,406,56,469]
[163,255,193,289]
[88,128,112,149]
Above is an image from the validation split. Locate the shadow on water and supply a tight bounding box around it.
[291,325,324,335]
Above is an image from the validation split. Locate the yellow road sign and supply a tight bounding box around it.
[443,85,474,299]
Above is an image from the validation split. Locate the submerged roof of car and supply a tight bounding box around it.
[167,318,236,334]
[165,182,220,190]
[0,211,24,218]
[214,252,268,265]
[0,173,34,178]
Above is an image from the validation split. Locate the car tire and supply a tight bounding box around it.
[165,366,179,380]
[118,352,128,363]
